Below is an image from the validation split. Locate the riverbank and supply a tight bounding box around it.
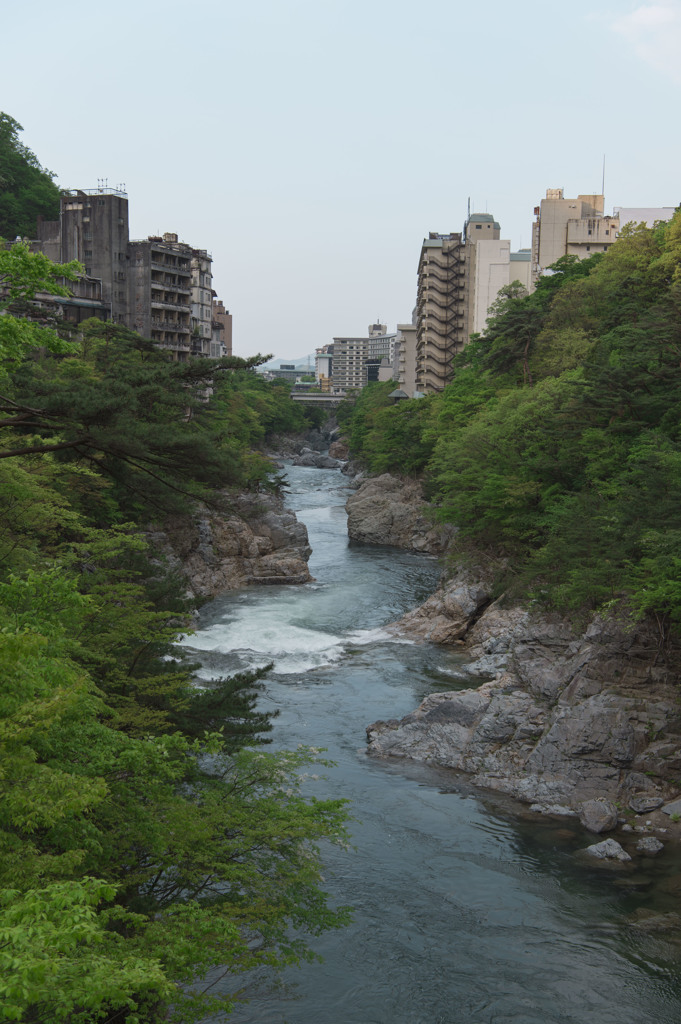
[147,429,345,602]
[344,471,681,846]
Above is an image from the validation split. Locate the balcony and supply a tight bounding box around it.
[150,318,190,333]
[151,300,191,312]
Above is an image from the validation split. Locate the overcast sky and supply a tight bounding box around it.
[3,0,679,360]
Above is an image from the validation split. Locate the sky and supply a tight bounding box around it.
[3,0,680,361]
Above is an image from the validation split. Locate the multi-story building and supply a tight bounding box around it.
[530,190,619,283]
[396,321,418,397]
[34,188,229,362]
[463,212,532,337]
[212,299,233,357]
[331,334,370,391]
[37,187,131,324]
[415,232,466,392]
[127,234,193,360]
[190,249,214,356]
[315,343,333,391]
[331,323,398,392]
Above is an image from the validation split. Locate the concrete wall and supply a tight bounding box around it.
[59,189,130,323]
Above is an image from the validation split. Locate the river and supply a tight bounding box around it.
[183,464,681,1024]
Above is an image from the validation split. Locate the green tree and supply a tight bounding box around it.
[0,113,60,239]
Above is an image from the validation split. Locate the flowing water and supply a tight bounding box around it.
[183,464,681,1024]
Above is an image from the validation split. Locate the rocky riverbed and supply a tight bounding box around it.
[348,472,681,847]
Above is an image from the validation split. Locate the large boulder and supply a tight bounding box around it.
[150,491,313,601]
[346,474,454,552]
[583,839,631,862]
[579,799,619,833]
[292,448,340,469]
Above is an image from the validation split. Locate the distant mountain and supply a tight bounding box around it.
[259,355,315,370]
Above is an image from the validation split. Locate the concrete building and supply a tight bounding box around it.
[315,344,333,391]
[127,234,193,360]
[531,189,619,282]
[37,186,130,324]
[332,334,369,391]
[34,187,230,362]
[190,249,214,357]
[415,232,466,392]
[212,299,233,358]
[331,324,398,392]
[613,207,676,229]
[396,321,418,397]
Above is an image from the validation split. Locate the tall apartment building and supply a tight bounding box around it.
[34,187,229,362]
[415,232,466,392]
[190,249,214,356]
[464,212,532,337]
[396,322,418,397]
[128,234,193,359]
[331,323,397,391]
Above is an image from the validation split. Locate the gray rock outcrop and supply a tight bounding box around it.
[367,564,681,815]
[636,836,665,855]
[584,838,631,862]
[346,474,454,553]
[292,448,341,469]
[149,491,312,601]
[579,799,619,834]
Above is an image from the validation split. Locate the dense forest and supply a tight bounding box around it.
[341,209,681,632]
[0,120,347,1023]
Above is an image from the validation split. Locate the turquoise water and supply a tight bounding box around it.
[183,465,681,1024]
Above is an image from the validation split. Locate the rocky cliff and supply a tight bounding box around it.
[148,490,312,602]
[345,473,454,553]
[368,565,681,823]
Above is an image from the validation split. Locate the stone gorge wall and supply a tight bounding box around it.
[345,473,454,553]
[346,472,681,827]
[149,490,312,603]
[369,560,681,822]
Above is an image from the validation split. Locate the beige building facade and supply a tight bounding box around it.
[415,232,466,392]
[531,189,618,282]
[396,322,418,397]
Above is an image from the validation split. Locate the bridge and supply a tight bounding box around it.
[289,391,350,407]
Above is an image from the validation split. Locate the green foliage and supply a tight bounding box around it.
[337,212,681,633]
[0,244,351,1021]
[339,381,435,475]
[428,213,681,621]
[0,240,81,380]
[0,113,60,239]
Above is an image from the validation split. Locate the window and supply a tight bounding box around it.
[586,245,591,252]
[84,250,93,258]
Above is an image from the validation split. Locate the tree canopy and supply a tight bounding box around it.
[342,211,681,630]
[0,113,60,239]
[0,240,348,1022]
